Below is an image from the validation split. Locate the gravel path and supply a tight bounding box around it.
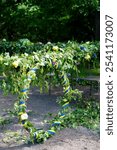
[0,87,100,150]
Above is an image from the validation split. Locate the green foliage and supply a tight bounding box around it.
[0,40,99,95]
[0,0,100,42]
[0,41,100,143]
[79,68,100,78]
[0,39,43,55]
[63,99,100,131]
[0,39,99,58]
[0,116,12,126]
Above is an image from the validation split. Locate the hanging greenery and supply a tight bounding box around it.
[0,41,99,143]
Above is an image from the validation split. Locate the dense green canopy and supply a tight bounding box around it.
[0,0,99,42]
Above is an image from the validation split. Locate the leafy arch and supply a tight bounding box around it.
[0,41,99,143]
[14,61,81,143]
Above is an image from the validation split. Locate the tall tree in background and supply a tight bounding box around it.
[0,0,99,42]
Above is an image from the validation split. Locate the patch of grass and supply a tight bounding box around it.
[0,116,12,126]
[79,68,100,77]
[64,99,100,132]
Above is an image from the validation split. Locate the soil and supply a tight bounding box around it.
[0,85,100,150]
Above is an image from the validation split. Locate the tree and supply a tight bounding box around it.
[0,0,99,42]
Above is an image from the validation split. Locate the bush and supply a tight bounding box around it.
[0,39,99,55]
[0,39,44,55]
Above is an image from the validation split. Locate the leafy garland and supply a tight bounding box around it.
[13,61,81,143]
[0,41,99,143]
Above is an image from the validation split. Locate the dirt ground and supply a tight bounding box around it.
[0,86,100,150]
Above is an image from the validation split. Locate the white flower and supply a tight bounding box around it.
[21,113,28,120]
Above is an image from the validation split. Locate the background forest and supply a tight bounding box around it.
[0,0,100,42]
